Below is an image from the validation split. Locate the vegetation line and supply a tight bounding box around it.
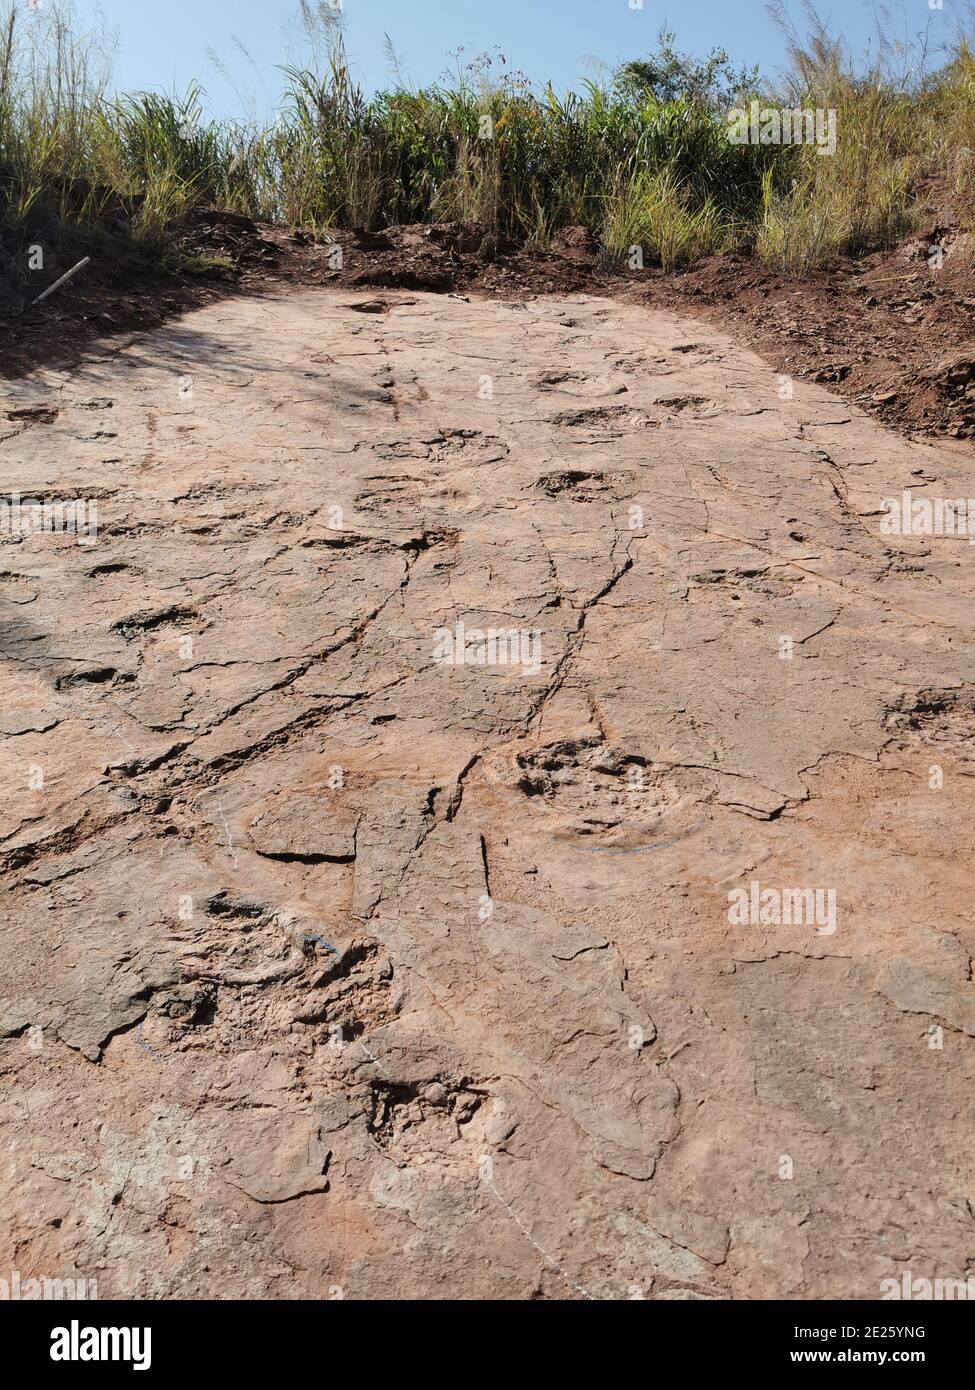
[1,0,973,287]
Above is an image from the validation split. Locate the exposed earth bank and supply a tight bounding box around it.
[4,207,975,448]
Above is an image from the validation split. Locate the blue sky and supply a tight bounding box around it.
[64,0,950,120]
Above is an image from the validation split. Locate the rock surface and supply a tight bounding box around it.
[0,289,973,1299]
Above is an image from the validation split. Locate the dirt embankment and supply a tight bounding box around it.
[3,203,975,445]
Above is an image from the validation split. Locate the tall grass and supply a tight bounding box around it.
[925,37,975,214]
[754,2,927,272]
[604,167,729,270]
[2,0,974,277]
